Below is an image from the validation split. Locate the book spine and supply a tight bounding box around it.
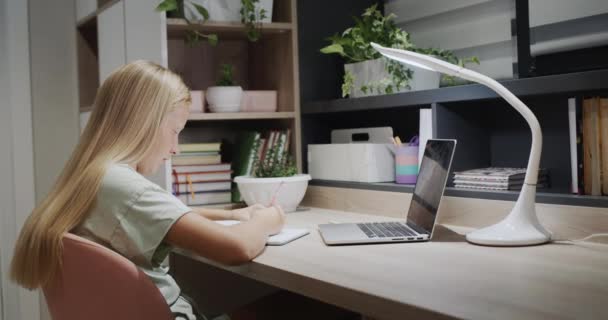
[583,97,602,196]
[568,98,579,194]
[601,98,608,195]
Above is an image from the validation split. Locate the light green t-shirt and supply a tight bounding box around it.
[75,163,196,319]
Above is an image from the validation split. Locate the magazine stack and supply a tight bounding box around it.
[453,167,549,191]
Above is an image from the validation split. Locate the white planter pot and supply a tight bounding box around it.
[206,86,243,112]
[344,58,440,97]
[234,174,311,213]
[185,0,273,23]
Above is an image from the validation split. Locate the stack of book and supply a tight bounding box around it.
[172,142,232,206]
[453,167,549,191]
[231,129,291,202]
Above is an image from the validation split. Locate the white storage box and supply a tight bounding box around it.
[307,127,395,183]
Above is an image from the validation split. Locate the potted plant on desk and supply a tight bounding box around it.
[320,4,479,98]
[234,141,311,213]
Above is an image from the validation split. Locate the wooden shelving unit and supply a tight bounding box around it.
[168,0,301,177]
[75,0,302,194]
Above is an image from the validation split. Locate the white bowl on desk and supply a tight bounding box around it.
[234,174,311,213]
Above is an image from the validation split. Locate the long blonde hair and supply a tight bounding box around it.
[10,60,191,289]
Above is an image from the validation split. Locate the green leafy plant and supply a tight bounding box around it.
[156,0,218,47]
[156,0,268,46]
[240,0,267,42]
[320,4,478,97]
[216,64,237,86]
[252,143,297,178]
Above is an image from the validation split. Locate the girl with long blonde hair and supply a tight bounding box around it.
[10,60,285,320]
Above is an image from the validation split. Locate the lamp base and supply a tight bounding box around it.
[466,184,552,246]
[465,218,551,246]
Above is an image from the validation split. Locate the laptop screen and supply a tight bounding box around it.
[406,139,456,234]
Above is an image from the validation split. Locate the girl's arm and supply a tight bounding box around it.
[164,206,285,265]
[191,204,266,221]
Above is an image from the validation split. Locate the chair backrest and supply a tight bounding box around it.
[43,233,173,320]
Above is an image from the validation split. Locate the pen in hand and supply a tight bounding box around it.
[268,181,285,207]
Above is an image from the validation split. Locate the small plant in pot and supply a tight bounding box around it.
[234,143,311,213]
[206,64,243,113]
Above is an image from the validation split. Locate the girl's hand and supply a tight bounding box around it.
[231,204,266,221]
[251,205,286,235]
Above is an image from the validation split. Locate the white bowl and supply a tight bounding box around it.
[234,174,311,213]
[206,86,242,112]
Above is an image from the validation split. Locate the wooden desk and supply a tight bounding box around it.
[174,207,608,320]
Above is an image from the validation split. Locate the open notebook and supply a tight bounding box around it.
[216,220,309,246]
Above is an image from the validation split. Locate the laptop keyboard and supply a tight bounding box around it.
[357,222,417,238]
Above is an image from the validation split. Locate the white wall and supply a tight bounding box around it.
[29,0,80,319]
[30,0,80,204]
[385,0,516,80]
[1,0,79,319]
[529,0,608,27]
[0,0,40,319]
[529,0,608,56]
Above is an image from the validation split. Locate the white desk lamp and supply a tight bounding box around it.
[371,42,552,246]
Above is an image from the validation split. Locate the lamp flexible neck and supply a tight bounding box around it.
[457,69,542,185]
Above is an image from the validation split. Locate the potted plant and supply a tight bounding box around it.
[156,0,218,47]
[206,64,243,113]
[235,140,311,213]
[320,4,479,98]
[156,0,272,44]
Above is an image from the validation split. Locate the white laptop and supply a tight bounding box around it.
[318,139,457,245]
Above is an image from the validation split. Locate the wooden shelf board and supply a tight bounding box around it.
[302,69,608,114]
[76,0,121,27]
[188,111,295,121]
[167,18,292,39]
[309,179,608,208]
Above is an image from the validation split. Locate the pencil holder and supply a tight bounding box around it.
[395,136,419,184]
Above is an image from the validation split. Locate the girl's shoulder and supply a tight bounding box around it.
[100,163,159,200]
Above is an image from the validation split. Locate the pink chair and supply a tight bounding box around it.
[43,233,174,320]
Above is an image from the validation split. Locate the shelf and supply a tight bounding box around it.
[76,0,120,27]
[167,18,293,39]
[309,179,608,208]
[302,69,608,114]
[188,111,295,121]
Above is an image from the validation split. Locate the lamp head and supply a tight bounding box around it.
[371,42,469,80]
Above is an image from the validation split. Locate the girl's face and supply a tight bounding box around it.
[137,104,190,176]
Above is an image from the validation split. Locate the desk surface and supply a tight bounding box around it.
[176,208,608,320]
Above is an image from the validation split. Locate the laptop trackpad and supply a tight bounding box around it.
[318,223,366,244]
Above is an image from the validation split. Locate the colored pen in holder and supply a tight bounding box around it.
[395,136,419,184]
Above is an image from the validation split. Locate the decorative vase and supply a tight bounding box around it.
[240,90,277,112]
[190,90,205,113]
